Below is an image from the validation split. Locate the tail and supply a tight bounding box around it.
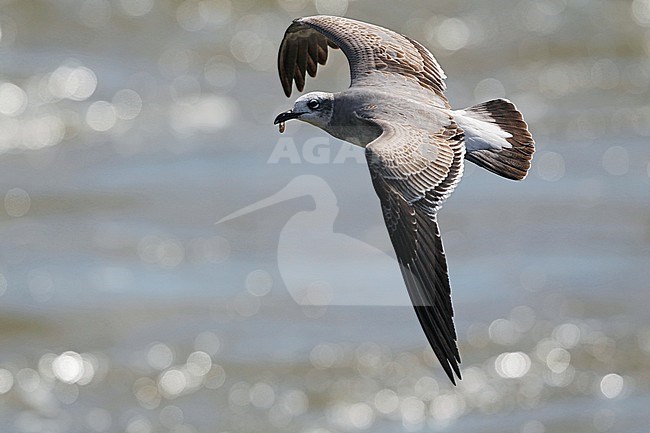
[454,99,535,180]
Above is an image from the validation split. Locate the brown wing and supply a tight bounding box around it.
[365,118,465,384]
[277,15,448,106]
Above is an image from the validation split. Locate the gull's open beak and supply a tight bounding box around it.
[274,110,303,125]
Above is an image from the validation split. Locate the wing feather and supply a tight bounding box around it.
[278,15,448,105]
[365,118,465,383]
[295,38,309,90]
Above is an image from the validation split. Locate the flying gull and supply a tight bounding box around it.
[273,15,535,384]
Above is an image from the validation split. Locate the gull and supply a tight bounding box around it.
[273,15,535,384]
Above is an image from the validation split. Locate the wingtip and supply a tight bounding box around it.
[452,363,462,384]
[444,362,461,386]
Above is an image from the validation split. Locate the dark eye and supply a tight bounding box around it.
[307,99,320,110]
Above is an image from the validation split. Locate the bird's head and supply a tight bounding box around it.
[274,91,334,131]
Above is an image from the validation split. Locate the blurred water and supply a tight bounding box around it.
[1,0,649,432]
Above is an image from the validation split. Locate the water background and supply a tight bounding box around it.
[1,0,649,432]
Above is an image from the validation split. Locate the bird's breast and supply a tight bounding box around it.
[324,123,382,147]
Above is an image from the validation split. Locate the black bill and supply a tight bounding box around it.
[274,110,303,124]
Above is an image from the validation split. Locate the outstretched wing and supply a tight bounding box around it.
[364,117,465,383]
[278,15,448,106]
